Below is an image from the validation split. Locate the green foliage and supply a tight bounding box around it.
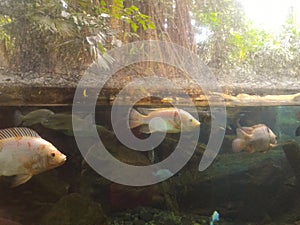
[0,15,13,51]
[193,0,248,69]
[0,0,155,72]
[249,23,300,77]
[192,0,300,78]
[124,6,155,32]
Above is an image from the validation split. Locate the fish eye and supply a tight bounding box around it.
[189,119,193,122]
[51,153,56,158]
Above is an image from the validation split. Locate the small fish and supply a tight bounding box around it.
[0,127,66,187]
[210,211,219,225]
[129,108,200,133]
[232,124,278,153]
[296,125,300,136]
[14,109,55,126]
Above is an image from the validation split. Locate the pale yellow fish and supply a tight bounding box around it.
[232,124,278,153]
[0,127,66,187]
[129,108,200,133]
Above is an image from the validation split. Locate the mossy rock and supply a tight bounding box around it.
[41,193,107,225]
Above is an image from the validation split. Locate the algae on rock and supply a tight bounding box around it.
[41,193,107,225]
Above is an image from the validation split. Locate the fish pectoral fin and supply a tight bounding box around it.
[241,126,254,134]
[232,138,246,152]
[167,119,180,130]
[12,174,33,187]
[129,109,145,129]
[270,143,281,148]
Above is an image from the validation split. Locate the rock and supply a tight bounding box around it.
[28,170,69,202]
[163,219,177,225]
[283,141,300,183]
[109,183,163,211]
[41,193,107,225]
[139,211,153,222]
[133,219,145,225]
[181,217,192,225]
[0,218,22,225]
[123,213,132,221]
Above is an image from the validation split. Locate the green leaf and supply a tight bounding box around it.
[130,22,139,32]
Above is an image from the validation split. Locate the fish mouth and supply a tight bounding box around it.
[59,155,67,165]
[194,121,201,127]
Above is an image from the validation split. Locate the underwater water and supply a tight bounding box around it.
[0,104,299,225]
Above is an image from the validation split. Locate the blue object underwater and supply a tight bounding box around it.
[153,169,174,179]
[210,211,220,225]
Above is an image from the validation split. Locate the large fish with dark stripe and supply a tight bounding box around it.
[0,127,66,187]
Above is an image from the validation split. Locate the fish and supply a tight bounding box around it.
[40,113,103,137]
[0,127,66,187]
[129,108,200,133]
[232,124,278,153]
[14,109,55,126]
[40,113,92,131]
[41,113,73,131]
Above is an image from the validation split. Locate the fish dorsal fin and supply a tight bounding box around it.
[0,127,40,140]
[137,107,173,115]
[240,126,254,135]
[236,127,252,140]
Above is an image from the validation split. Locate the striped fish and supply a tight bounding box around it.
[0,127,66,187]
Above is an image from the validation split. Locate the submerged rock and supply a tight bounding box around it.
[41,193,107,225]
[283,141,300,183]
[0,218,22,225]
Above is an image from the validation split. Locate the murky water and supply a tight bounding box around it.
[0,105,299,225]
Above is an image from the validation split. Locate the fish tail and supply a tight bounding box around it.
[14,110,24,126]
[129,109,145,128]
[232,138,246,152]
